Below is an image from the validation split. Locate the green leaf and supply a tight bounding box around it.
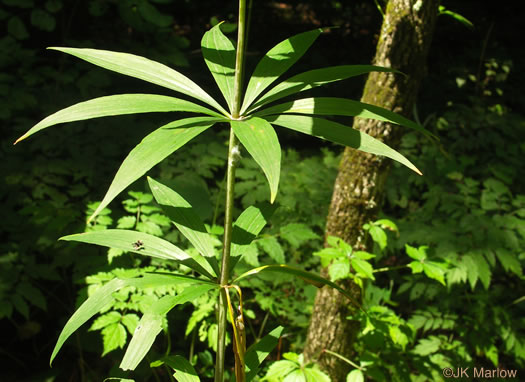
[231,204,275,255]
[137,1,173,27]
[265,114,422,175]
[15,94,223,144]
[303,367,330,382]
[351,258,375,280]
[30,9,55,31]
[412,336,441,356]
[11,294,29,319]
[231,117,281,202]
[121,314,140,334]
[201,23,236,112]
[17,282,47,310]
[241,29,322,114]
[120,284,214,371]
[90,311,122,331]
[329,258,350,281]
[347,369,365,382]
[405,244,426,261]
[423,262,447,286]
[50,278,127,365]
[234,264,361,309]
[408,261,424,274]
[255,97,433,139]
[148,177,218,276]
[280,223,319,248]
[163,355,200,382]
[495,249,522,276]
[101,322,127,356]
[245,326,284,382]
[60,229,215,279]
[257,236,285,263]
[264,360,298,380]
[368,225,387,250]
[50,274,209,365]
[48,47,228,115]
[248,65,398,113]
[7,16,29,40]
[90,117,218,221]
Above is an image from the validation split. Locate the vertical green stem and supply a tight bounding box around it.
[215,1,248,380]
[232,0,248,119]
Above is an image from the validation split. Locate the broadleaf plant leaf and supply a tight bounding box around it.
[48,47,228,115]
[90,116,219,221]
[163,355,200,382]
[50,274,208,366]
[245,326,284,382]
[15,94,223,144]
[265,114,422,175]
[255,97,433,139]
[241,29,322,114]
[60,230,215,279]
[247,65,399,113]
[120,284,215,371]
[231,117,281,202]
[201,23,236,112]
[148,177,219,276]
[234,264,361,309]
[231,204,275,257]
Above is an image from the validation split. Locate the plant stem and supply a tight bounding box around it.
[215,1,248,380]
[215,130,239,382]
[232,0,248,119]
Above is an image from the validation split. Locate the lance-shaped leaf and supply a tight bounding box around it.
[164,355,200,382]
[255,97,433,139]
[51,273,208,365]
[247,65,399,113]
[241,29,322,114]
[234,264,361,309]
[265,114,422,175]
[201,23,236,112]
[120,284,215,371]
[148,177,218,276]
[48,47,228,115]
[245,326,284,382]
[231,203,276,258]
[90,116,219,221]
[231,117,281,202]
[15,94,223,144]
[60,230,215,279]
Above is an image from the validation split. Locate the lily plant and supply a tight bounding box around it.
[15,0,427,380]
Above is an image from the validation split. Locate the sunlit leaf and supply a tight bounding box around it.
[15,94,223,144]
[265,114,422,175]
[61,229,215,279]
[202,23,236,112]
[163,355,200,382]
[255,97,433,139]
[48,47,228,115]
[248,65,398,113]
[90,117,219,221]
[234,264,361,309]
[245,326,284,382]
[50,274,210,365]
[231,117,281,202]
[120,284,215,370]
[148,177,218,276]
[241,29,321,114]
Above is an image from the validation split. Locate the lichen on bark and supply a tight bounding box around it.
[303,1,440,380]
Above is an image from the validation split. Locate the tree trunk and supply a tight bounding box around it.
[303,0,439,380]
